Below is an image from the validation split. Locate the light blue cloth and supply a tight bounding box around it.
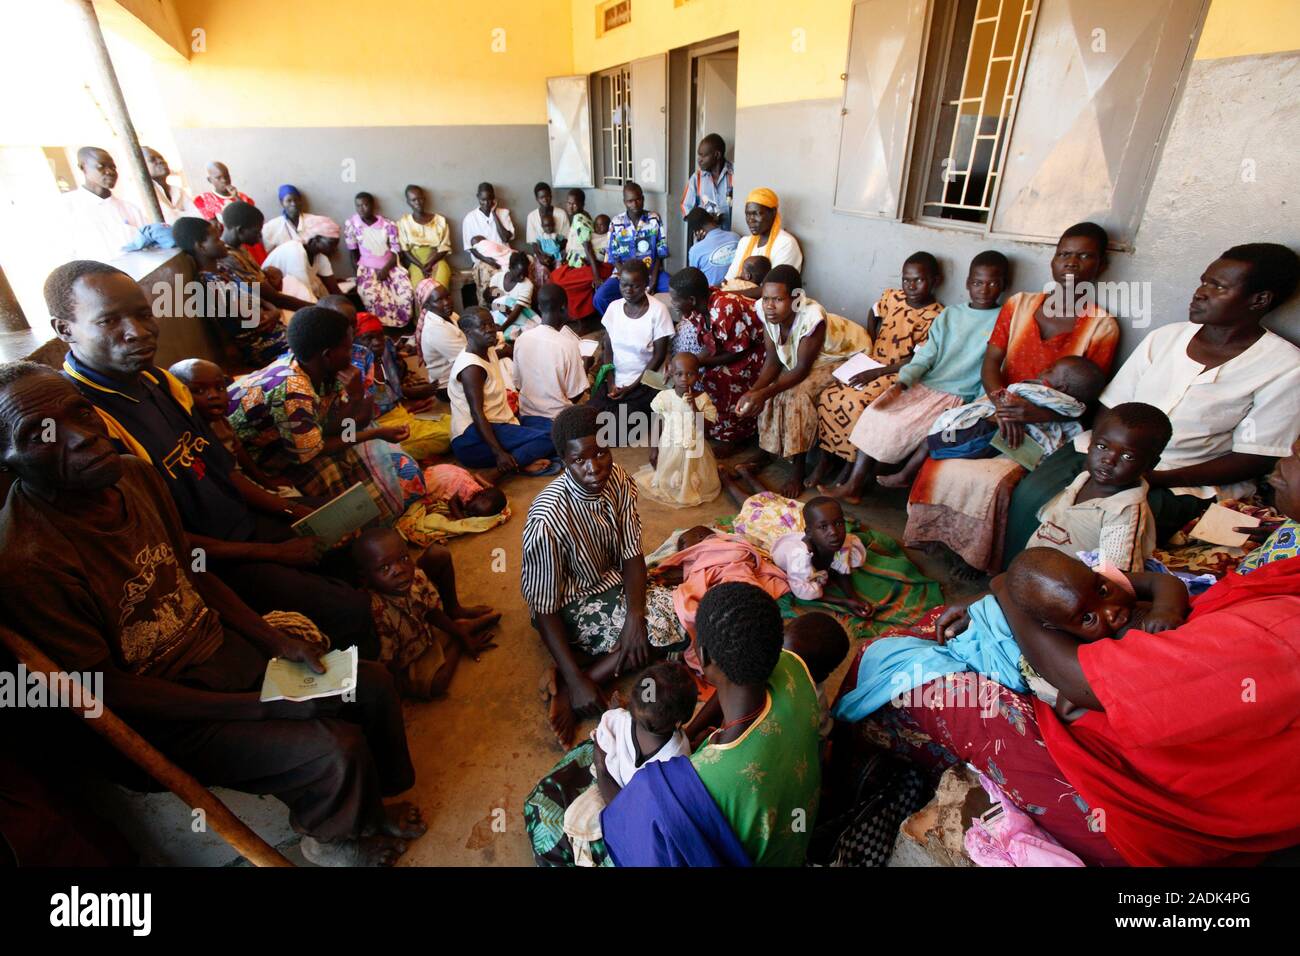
[688,228,741,286]
[896,302,1002,397]
[122,222,176,252]
[832,595,1026,722]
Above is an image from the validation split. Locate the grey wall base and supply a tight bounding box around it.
[172,124,558,278]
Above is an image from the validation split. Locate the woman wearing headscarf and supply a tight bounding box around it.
[723,187,802,282]
[260,185,343,300]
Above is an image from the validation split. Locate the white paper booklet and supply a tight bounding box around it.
[259,647,358,703]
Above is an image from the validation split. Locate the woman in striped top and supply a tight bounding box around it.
[522,406,687,745]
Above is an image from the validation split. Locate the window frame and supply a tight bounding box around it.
[595,63,635,189]
[907,0,1042,236]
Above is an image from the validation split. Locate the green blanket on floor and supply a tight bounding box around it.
[714,517,942,641]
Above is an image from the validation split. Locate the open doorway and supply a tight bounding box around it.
[668,34,738,268]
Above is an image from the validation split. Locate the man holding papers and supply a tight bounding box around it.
[0,364,424,867]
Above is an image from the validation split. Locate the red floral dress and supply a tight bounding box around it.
[676,290,766,442]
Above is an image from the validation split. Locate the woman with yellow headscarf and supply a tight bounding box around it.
[724,187,803,282]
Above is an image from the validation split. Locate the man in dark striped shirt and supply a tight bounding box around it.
[522,406,687,744]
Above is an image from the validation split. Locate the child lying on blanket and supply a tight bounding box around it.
[422,463,507,519]
[927,355,1107,460]
[562,662,698,866]
[833,547,1189,725]
[721,464,873,617]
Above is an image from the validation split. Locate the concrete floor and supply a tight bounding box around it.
[393,441,980,867]
[102,394,980,866]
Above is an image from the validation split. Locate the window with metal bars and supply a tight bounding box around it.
[597,65,635,187]
[917,0,1036,226]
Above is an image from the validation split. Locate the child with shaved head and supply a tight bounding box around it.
[834,546,1188,724]
[351,528,500,699]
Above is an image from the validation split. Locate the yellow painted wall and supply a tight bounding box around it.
[572,0,853,108]
[157,0,575,127]
[1195,0,1300,59]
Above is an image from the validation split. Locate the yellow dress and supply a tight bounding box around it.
[634,389,721,507]
[397,213,453,288]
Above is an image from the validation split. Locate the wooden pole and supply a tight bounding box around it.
[0,262,28,333]
[67,0,165,223]
[0,624,293,867]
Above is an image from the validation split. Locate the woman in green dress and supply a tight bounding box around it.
[523,581,823,866]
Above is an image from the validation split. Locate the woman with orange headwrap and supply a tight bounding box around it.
[723,187,803,282]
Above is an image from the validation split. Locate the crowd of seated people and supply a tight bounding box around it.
[8,131,1300,870]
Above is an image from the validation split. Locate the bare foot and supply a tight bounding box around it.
[819,482,862,506]
[450,603,494,619]
[459,610,502,633]
[301,833,407,867]
[521,458,552,475]
[804,455,837,489]
[776,476,802,500]
[538,665,558,702]
[547,683,577,748]
[379,802,428,840]
[950,554,988,583]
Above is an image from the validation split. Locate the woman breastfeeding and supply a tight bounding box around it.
[905,222,1120,578]
[523,582,822,867]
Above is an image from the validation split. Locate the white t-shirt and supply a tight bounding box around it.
[1072,322,1300,499]
[153,180,198,224]
[62,188,147,261]
[489,271,535,309]
[512,324,588,420]
[461,206,514,252]
[526,207,570,244]
[723,227,803,280]
[594,708,690,789]
[420,311,467,388]
[448,348,516,439]
[602,296,676,388]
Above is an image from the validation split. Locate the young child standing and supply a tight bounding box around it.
[591,214,611,262]
[351,528,500,699]
[562,661,698,865]
[634,352,721,507]
[1027,403,1171,572]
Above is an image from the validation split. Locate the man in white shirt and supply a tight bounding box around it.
[61,146,148,261]
[512,284,589,421]
[143,147,198,224]
[462,182,515,303]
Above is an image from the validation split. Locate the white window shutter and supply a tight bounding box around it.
[546,75,594,188]
[833,0,930,219]
[989,0,1208,246]
[630,53,668,194]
